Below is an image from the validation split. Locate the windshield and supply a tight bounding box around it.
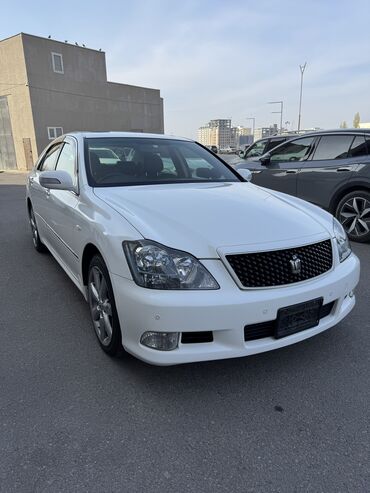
[85,138,240,187]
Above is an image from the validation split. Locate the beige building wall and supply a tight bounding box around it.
[22,34,164,155]
[0,33,164,170]
[0,35,37,169]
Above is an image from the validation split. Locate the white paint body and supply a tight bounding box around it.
[26,132,360,365]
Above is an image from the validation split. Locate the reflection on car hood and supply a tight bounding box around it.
[94,182,332,258]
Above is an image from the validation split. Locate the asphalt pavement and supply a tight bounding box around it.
[0,172,369,492]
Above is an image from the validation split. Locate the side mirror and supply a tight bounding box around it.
[237,168,252,182]
[260,153,271,166]
[39,170,75,191]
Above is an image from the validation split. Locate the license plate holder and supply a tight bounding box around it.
[275,298,323,339]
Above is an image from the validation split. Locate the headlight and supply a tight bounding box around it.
[333,218,351,262]
[123,240,219,290]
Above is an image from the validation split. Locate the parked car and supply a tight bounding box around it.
[206,145,218,154]
[89,147,120,164]
[236,129,370,243]
[26,132,359,365]
[238,134,296,159]
[220,146,237,154]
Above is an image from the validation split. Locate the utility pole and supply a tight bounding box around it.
[268,101,283,134]
[297,62,307,133]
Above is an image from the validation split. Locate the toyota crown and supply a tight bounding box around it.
[26,132,360,365]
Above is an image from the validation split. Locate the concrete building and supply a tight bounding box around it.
[234,126,252,149]
[198,119,233,149]
[197,119,251,150]
[0,33,164,170]
[254,124,279,141]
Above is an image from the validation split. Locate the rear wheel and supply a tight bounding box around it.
[87,255,123,356]
[28,205,47,252]
[336,190,370,243]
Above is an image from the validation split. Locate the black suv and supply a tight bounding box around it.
[236,129,370,242]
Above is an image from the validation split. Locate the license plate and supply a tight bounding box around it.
[275,298,323,339]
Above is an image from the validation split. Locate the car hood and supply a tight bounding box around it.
[94,182,332,258]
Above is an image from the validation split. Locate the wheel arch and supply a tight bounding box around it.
[329,183,370,214]
[81,243,105,286]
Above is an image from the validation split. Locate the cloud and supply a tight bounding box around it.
[4,0,370,137]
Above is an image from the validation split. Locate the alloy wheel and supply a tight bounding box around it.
[339,197,370,237]
[88,266,114,346]
[29,208,39,247]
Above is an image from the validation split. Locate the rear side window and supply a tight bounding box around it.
[349,136,368,157]
[312,135,353,160]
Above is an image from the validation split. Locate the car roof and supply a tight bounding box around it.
[252,129,370,144]
[292,129,370,138]
[65,131,193,141]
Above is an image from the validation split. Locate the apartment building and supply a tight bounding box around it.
[198,119,251,149]
[253,124,279,141]
[0,33,164,170]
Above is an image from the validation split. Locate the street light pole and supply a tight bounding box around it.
[297,62,307,133]
[268,101,283,134]
[246,117,255,141]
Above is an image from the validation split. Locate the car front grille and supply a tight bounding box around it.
[226,239,333,288]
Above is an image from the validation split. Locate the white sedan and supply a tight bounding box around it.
[26,132,360,365]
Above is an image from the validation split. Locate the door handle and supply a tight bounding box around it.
[285,169,298,174]
[336,167,351,172]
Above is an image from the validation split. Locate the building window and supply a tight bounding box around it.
[47,127,64,140]
[51,52,64,74]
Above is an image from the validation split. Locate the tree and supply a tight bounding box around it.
[353,112,360,128]
[339,121,348,128]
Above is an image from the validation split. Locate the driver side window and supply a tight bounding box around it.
[270,137,314,163]
[38,144,62,171]
[245,140,267,158]
[55,141,77,186]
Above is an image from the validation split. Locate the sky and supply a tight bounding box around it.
[2,0,370,138]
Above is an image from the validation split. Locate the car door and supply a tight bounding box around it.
[44,137,80,277]
[251,136,316,196]
[28,143,63,243]
[297,134,360,209]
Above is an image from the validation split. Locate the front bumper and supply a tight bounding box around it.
[111,253,360,365]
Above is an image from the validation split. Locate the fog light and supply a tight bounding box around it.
[140,331,179,351]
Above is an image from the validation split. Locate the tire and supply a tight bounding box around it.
[28,205,47,252]
[335,190,370,243]
[87,254,123,356]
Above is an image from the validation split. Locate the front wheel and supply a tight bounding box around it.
[87,255,123,356]
[28,205,47,252]
[336,190,370,243]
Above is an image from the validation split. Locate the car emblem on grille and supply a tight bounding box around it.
[290,254,302,275]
